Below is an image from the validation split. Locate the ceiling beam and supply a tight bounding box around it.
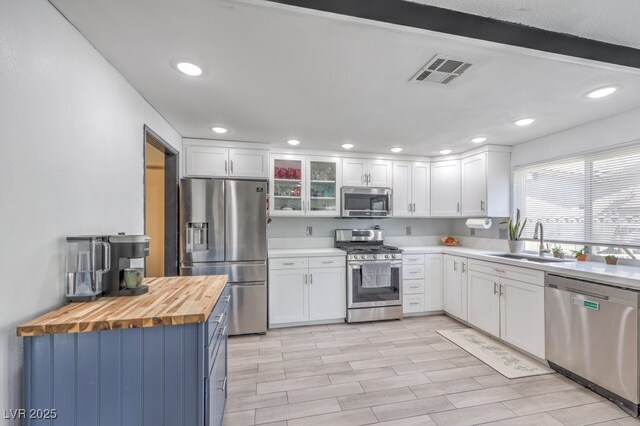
[265,0,640,70]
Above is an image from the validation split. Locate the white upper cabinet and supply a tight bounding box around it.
[342,158,392,187]
[461,152,510,217]
[342,158,368,186]
[185,145,229,177]
[461,154,487,216]
[228,148,269,178]
[307,156,342,217]
[392,161,430,217]
[392,162,411,217]
[431,160,461,217]
[184,144,269,178]
[411,162,430,217]
[367,159,392,187]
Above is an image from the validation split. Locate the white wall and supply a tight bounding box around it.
[512,106,640,167]
[0,0,181,417]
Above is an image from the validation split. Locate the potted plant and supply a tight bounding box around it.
[552,247,565,259]
[502,209,527,253]
[571,247,588,261]
[605,255,618,265]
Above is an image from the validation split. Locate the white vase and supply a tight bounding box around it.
[508,240,525,253]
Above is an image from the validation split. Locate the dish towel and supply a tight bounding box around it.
[375,262,392,288]
[361,262,392,288]
[361,262,378,288]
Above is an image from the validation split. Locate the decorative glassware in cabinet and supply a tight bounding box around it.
[309,161,337,212]
[273,158,303,212]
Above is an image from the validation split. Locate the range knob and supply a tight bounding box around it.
[353,255,359,260]
[391,254,396,259]
[385,254,390,259]
[362,254,367,259]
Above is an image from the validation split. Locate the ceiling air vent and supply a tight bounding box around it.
[411,55,472,85]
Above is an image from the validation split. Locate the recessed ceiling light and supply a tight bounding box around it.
[440,149,452,155]
[175,61,203,76]
[514,118,535,126]
[586,86,617,99]
[287,139,301,146]
[341,143,354,149]
[471,137,487,144]
[390,147,403,153]
[211,127,227,134]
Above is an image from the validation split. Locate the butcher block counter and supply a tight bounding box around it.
[19,275,231,426]
[17,275,228,336]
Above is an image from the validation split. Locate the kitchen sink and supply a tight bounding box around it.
[488,253,574,263]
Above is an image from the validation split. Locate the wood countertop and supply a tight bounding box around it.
[17,275,228,337]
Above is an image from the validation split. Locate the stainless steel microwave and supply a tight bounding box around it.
[341,187,392,218]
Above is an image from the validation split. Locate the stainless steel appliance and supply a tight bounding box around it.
[335,229,402,322]
[545,273,640,416]
[65,234,150,302]
[180,178,268,335]
[341,187,392,218]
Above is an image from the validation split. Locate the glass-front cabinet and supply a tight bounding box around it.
[270,155,341,217]
[271,155,305,216]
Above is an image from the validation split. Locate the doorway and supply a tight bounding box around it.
[144,126,179,277]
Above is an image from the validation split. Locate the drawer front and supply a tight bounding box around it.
[468,259,544,286]
[403,254,425,265]
[404,264,425,280]
[403,294,425,313]
[269,257,309,270]
[403,279,425,295]
[308,256,346,268]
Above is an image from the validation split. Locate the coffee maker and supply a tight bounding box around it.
[65,234,150,302]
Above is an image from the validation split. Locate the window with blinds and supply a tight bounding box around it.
[513,144,640,247]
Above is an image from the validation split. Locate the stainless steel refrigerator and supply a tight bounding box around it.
[180,178,268,335]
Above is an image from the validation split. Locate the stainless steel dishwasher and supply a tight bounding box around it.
[545,273,640,416]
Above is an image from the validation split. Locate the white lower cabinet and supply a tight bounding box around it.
[269,256,346,326]
[268,268,308,324]
[500,277,545,359]
[308,267,346,321]
[443,255,468,321]
[465,259,545,359]
[467,270,500,338]
[402,254,443,315]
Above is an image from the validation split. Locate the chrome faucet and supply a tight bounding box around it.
[533,221,550,257]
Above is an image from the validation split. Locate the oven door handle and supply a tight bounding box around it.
[349,261,403,267]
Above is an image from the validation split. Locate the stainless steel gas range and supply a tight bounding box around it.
[335,229,403,323]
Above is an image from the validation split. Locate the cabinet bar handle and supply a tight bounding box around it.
[410,285,419,289]
[321,261,333,264]
[462,263,466,273]
[493,282,498,295]
[493,268,506,273]
[283,262,295,265]
[457,202,460,213]
[409,302,420,305]
[219,324,227,336]
[453,261,457,271]
[216,312,225,324]
[499,284,504,296]
[310,274,313,284]
[480,200,485,211]
[304,274,308,284]
[225,160,228,174]
[410,271,419,274]
[218,376,227,391]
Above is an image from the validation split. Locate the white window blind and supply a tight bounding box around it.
[513,144,640,246]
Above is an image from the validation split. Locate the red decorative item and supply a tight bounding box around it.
[287,168,294,178]
[295,169,302,179]
[294,186,300,197]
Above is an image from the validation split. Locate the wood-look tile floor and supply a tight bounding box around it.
[224,315,640,426]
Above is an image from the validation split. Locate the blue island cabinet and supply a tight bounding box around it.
[22,285,230,426]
